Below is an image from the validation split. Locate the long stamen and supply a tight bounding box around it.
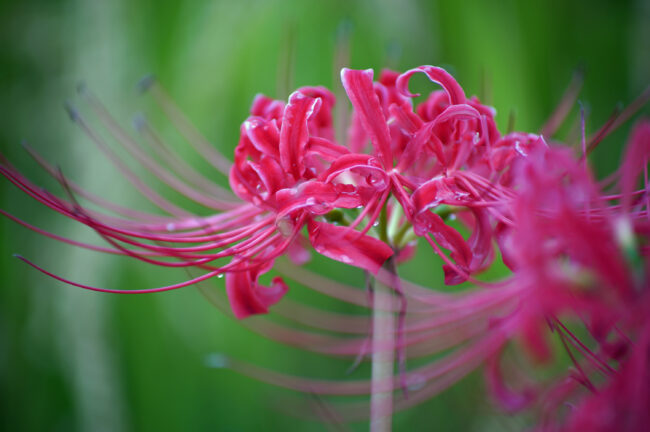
[140,76,233,174]
[64,102,192,217]
[133,114,237,201]
[79,86,236,210]
[540,67,585,138]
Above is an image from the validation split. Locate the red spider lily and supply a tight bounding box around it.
[472,120,650,429]
[3,61,650,430]
[0,65,515,317]
[0,81,400,319]
[1,67,523,425]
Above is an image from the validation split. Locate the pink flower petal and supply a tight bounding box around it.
[341,68,393,167]
[244,117,280,158]
[307,220,393,274]
[280,91,322,179]
[412,176,471,212]
[275,180,361,220]
[321,153,389,191]
[396,65,466,105]
[226,267,289,319]
[250,94,285,120]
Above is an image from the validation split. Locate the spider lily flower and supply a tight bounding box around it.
[1,67,524,425]
[0,64,563,318]
[0,64,514,319]
[353,65,507,284]
[0,77,402,319]
[3,61,650,428]
[473,120,650,427]
[228,86,399,317]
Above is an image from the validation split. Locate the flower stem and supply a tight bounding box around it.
[370,258,396,432]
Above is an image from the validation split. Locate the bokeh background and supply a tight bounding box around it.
[1,0,648,430]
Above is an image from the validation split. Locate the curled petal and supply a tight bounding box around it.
[298,86,337,139]
[249,156,286,200]
[250,94,284,120]
[321,153,389,191]
[494,222,517,270]
[226,267,289,319]
[398,121,446,171]
[347,111,368,154]
[275,181,361,219]
[413,211,472,284]
[396,66,466,105]
[341,68,393,167]
[280,91,322,179]
[388,102,423,135]
[377,69,412,108]
[412,176,470,212]
[466,208,495,273]
[230,154,286,206]
[229,160,261,204]
[485,348,535,413]
[244,117,280,158]
[398,104,482,172]
[305,136,350,161]
[298,86,336,107]
[286,237,311,265]
[307,220,393,274]
[433,103,481,125]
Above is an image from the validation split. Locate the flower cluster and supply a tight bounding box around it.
[2,65,649,430]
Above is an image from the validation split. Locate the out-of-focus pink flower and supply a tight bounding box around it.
[479,120,650,430]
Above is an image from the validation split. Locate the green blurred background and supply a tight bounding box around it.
[1,0,648,430]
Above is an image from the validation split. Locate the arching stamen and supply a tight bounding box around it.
[141,77,233,174]
[64,102,192,217]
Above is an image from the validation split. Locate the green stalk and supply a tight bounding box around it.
[371,200,395,432]
[370,259,396,432]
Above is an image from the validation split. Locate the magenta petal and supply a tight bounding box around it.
[280,91,322,179]
[494,222,517,270]
[250,94,285,120]
[396,65,466,105]
[307,220,393,274]
[413,211,471,274]
[388,102,423,135]
[286,237,311,265]
[442,264,468,285]
[306,136,350,161]
[412,176,470,211]
[226,267,289,319]
[321,153,389,191]
[298,86,336,108]
[229,159,261,203]
[347,111,369,154]
[432,103,481,125]
[340,68,393,168]
[398,121,446,171]
[275,180,361,219]
[297,86,337,140]
[244,117,280,159]
[249,156,286,199]
[485,349,535,413]
[467,208,494,272]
